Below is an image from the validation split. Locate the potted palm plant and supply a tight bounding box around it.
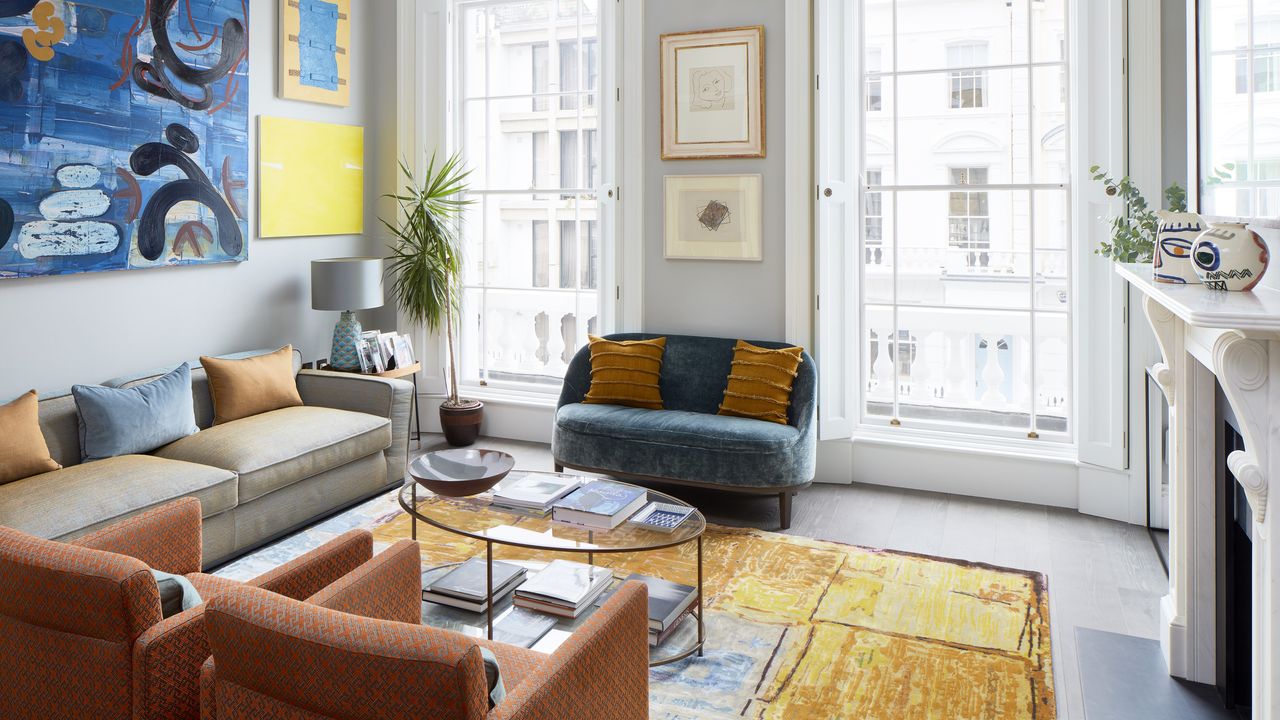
[384,154,483,446]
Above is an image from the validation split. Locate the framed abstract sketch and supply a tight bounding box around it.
[660,26,764,160]
[664,175,762,261]
[280,0,351,106]
[259,117,364,238]
[0,0,250,279]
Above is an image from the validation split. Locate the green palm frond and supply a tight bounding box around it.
[383,153,473,403]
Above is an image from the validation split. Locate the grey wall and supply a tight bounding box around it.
[0,0,397,400]
[643,0,789,341]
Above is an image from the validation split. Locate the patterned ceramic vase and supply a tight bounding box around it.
[1192,222,1270,292]
[1152,210,1204,284]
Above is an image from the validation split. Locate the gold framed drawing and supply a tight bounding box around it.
[664,174,763,261]
[659,26,765,160]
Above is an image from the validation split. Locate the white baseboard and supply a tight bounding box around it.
[816,437,1079,509]
[1078,463,1144,523]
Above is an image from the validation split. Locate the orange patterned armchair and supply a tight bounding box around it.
[0,497,377,720]
[200,539,651,720]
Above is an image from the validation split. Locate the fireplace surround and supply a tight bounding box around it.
[1119,263,1280,719]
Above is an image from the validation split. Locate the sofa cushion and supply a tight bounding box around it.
[156,406,392,504]
[201,346,304,425]
[0,390,61,485]
[718,341,805,425]
[557,403,800,453]
[554,403,813,489]
[582,335,666,410]
[73,363,199,462]
[0,455,237,540]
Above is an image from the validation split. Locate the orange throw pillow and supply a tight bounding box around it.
[582,335,666,410]
[0,390,61,484]
[200,346,303,425]
[718,341,805,425]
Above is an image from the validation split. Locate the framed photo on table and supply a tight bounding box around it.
[660,26,765,160]
[664,174,762,261]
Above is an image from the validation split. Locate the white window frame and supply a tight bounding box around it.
[815,0,1125,462]
[438,0,622,399]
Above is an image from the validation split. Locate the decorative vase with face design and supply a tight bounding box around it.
[1152,210,1204,284]
[1192,222,1270,292]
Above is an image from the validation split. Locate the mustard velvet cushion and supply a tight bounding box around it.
[0,390,62,484]
[582,335,666,410]
[718,340,805,424]
[200,346,304,425]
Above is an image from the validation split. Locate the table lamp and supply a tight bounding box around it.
[311,257,385,371]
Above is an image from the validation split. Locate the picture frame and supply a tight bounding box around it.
[279,0,352,107]
[664,174,763,261]
[660,26,765,160]
[377,332,398,370]
[393,335,416,369]
[357,338,384,374]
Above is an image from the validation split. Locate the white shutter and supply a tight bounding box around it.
[1075,0,1127,470]
[814,0,858,441]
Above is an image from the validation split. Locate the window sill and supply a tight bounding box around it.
[452,385,560,410]
[845,425,1079,464]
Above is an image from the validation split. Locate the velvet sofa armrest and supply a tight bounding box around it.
[248,529,373,601]
[296,369,413,484]
[307,539,423,624]
[491,581,650,720]
[73,497,203,575]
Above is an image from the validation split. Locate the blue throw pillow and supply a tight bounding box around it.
[73,363,200,462]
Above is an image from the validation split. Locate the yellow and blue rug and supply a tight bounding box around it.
[217,491,1055,719]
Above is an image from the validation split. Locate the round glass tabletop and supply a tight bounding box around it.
[399,470,707,553]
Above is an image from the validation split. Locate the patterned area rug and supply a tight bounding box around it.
[216,490,1055,719]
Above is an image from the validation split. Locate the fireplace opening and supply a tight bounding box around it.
[1216,391,1252,712]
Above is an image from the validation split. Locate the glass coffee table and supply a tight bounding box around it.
[399,470,707,666]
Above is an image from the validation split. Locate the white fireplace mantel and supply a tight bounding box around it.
[1118,262,1279,719]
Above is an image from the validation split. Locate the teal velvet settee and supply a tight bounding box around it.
[552,333,817,529]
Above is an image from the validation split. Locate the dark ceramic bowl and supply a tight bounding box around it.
[409,449,516,497]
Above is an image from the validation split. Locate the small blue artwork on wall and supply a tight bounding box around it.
[0,0,249,279]
[298,0,339,92]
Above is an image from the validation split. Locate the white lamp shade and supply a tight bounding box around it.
[312,257,385,311]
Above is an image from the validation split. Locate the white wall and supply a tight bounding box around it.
[642,0,790,341]
[0,0,397,400]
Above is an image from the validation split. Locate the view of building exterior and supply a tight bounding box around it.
[1201,0,1280,219]
[861,0,1071,437]
[455,0,601,390]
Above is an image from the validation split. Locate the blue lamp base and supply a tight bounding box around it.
[329,310,363,370]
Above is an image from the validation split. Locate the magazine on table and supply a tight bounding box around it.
[551,480,648,529]
[492,474,582,512]
[492,607,558,648]
[513,560,613,617]
[593,573,697,631]
[422,559,527,612]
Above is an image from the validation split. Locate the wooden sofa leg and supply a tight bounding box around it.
[779,491,793,531]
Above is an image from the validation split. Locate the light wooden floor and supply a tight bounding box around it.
[416,435,1171,720]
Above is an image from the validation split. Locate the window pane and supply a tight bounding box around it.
[453,0,602,388]
[864,184,894,305]
[1035,312,1070,434]
[897,306,1033,431]
[1032,66,1069,183]
[1033,189,1070,311]
[892,69,1028,186]
[1031,0,1068,63]
[896,1,1028,72]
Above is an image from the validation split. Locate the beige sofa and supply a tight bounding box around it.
[0,349,413,569]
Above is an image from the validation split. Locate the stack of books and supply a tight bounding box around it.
[422,558,527,613]
[551,480,649,529]
[490,473,582,515]
[595,573,698,646]
[513,559,614,618]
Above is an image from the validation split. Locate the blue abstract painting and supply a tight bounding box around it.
[0,0,249,279]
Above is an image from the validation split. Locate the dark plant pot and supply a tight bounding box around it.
[440,400,484,447]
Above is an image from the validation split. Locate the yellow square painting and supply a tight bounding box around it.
[280,0,351,106]
[258,116,364,238]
